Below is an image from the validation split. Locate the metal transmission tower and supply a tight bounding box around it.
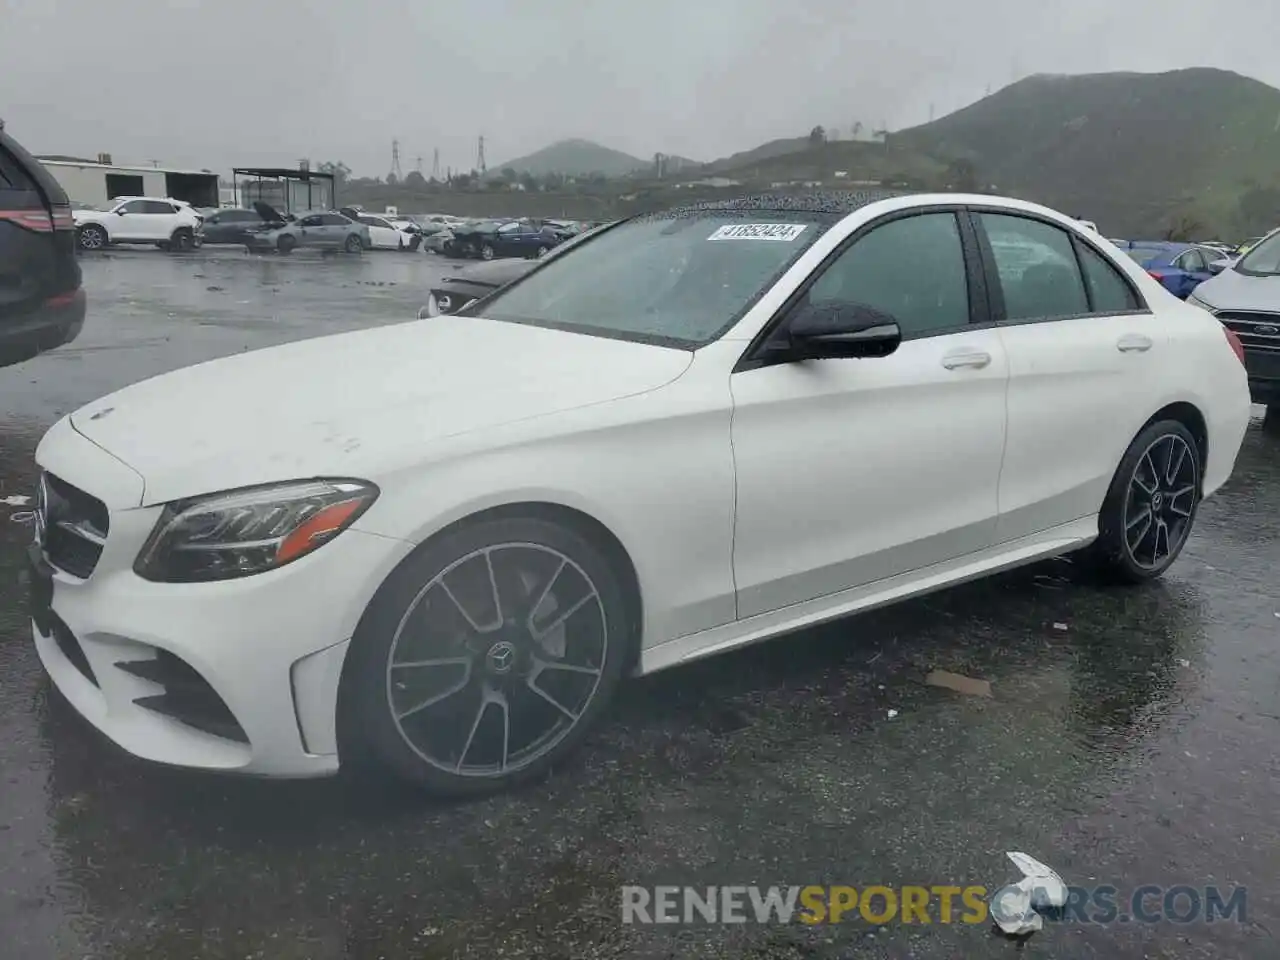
[390,139,404,180]
[432,148,440,179]
[415,155,423,174]
[476,135,487,175]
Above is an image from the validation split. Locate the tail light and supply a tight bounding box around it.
[0,202,75,233]
[1223,326,1246,365]
[1147,271,1164,282]
[51,202,74,231]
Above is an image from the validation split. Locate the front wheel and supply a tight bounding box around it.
[341,516,633,796]
[535,245,549,258]
[277,235,297,255]
[480,243,495,261]
[1090,420,1201,583]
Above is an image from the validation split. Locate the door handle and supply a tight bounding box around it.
[941,349,992,370]
[1117,334,1153,353]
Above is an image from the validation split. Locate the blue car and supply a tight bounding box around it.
[1113,241,1222,299]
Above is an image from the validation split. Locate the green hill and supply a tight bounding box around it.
[493,138,650,178]
[890,67,1280,238]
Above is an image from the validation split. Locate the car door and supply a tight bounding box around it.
[295,214,325,247]
[359,215,394,248]
[109,199,149,240]
[494,221,521,256]
[729,209,1010,618]
[140,199,179,240]
[972,209,1161,543]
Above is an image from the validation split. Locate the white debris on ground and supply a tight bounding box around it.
[1052,622,1069,631]
[989,852,1068,937]
[886,709,899,719]
[1,495,31,507]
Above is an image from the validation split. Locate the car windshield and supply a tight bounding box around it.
[469,212,829,348]
[1235,231,1280,276]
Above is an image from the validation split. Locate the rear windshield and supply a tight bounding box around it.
[1123,247,1167,265]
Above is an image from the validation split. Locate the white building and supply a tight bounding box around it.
[39,159,220,209]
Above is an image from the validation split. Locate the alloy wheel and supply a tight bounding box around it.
[1122,433,1197,569]
[79,227,104,250]
[384,542,608,778]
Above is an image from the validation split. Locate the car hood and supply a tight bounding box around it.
[69,315,693,506]
[443,258,536,287]
[1194,267,1280,311]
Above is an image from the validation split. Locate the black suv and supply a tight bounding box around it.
[0,120,85,369]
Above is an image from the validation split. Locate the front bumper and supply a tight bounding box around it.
[31,421,414,777]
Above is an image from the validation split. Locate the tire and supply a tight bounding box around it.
[77,224,107,251]
[1089,419,1201,584]
[341,515,633,796]
[277,235,297,255]
[535,245,549,258]
[480,243,495,261]
[169,228,194,252]
[345,234,364,254]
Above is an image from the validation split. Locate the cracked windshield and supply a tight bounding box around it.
[2,1,1280,957]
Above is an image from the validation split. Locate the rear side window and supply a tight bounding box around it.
[980,213,1089,321]
[0,149,37,190]
[1077,244,1140,313]
[142,200,176,214]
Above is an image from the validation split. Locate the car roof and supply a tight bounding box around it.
[662,190,914,217]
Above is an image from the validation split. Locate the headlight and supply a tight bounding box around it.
[1186,293,1216,313]
[134,479,378,583]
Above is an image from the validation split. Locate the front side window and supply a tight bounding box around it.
[474,213,831,347]
[1176,248,1207,272]
[115,199,147,214]
[804,212,970,337]
[1236,230,1280,276]
[980,213,1089,321]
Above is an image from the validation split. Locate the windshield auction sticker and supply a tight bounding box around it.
[707,223,808,242]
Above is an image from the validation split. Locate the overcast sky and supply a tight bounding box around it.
[1,0,1275,177]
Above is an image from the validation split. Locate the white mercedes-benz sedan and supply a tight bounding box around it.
[29,192,1252,795]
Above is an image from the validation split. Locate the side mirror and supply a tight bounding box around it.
[115,208,127,215]
[1208,258,1231,275]
[784,302,902,360]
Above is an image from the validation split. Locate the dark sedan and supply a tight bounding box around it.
[448,218,564,260]
[199,207,268,245]
[424,258,536,316]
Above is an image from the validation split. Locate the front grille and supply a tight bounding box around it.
[40,472,109,579]
[1217,311,1280,354]
[115,651,249,743]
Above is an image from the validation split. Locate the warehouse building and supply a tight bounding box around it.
[38,156,219,208]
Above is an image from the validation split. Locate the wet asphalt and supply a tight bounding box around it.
[1,247,1279,959]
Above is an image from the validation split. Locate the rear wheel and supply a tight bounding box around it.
[277,235,297,255]
[345,234,364,254]
[1090,420,1200,583]
[480,243,495,261]
[169,228,194,252]
[77,224,107,251]
[342,515,632,796]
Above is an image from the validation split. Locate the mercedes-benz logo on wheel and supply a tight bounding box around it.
[1151,491,1164,511]
[486,641,516,674]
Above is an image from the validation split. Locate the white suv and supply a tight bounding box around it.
[74,197,204,252]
